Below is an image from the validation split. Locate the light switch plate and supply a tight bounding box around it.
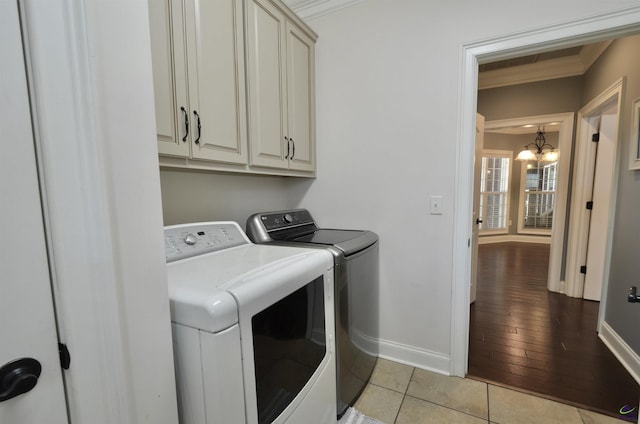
[430,195,443,215]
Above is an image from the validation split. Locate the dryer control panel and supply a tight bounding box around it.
[164,222,249,263]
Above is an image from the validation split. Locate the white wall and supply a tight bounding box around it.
[160,170,295,225]
[289,0,640,371]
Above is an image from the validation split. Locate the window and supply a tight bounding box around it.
[518,160,557,234]
[479,150,512,234]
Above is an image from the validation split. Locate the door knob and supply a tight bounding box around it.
[476,218,483,225]
[0,358,42,402]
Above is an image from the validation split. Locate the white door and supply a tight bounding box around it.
[583,108,618,301]
[0,1,69,422]
[470,113,485,304]
[566,83,622,302]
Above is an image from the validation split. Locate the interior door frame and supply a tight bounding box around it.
[470,113,484,304]
[565,78,624,309]
[483,113,574,295]
[450,5,640,378]
[20,0,179,422]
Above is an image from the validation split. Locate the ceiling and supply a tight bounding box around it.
[479,41,611,90]
[479,47,584,72]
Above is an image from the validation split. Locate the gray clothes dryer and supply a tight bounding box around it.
[246,209,379,418]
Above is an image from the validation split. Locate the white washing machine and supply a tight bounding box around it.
[165,222,336,424]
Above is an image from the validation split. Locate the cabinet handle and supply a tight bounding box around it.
[193,110,201,145]
[284,136,290,159]
[180,107,189,142]
[290,138,295,160]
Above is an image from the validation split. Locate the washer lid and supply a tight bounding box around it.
[293,229,365,244]
[293,229,378,256]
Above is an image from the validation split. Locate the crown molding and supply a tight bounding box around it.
[283,0,367,20]
[580,40,612,68]
[486,122,562,134]
[478,40,612,90]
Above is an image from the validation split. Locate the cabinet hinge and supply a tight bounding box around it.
[580,265,587,275]
[586,201,594,210]
[58,343,71,370]
[592,133,600,142]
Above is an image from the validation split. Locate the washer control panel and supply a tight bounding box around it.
[164,222,249,263]
[259,209,314,231]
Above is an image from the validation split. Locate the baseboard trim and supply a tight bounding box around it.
[377,338,450,376]
[599,321,640,385]
[479,234,551,245]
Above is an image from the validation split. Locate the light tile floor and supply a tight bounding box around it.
[352,358,631,424]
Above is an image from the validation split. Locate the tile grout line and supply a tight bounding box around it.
[392,367,416,424]
[399,365,493,423]
[486,383,490,423]
[401,393,490,422]
[368,361,630,424]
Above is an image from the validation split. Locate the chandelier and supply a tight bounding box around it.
[515,127,558,162]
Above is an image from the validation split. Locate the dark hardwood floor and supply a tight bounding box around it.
[468,242,640,421]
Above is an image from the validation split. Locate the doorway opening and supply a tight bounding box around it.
[474,113,574,296]
[451,1,640,399]
[468,100,636,416]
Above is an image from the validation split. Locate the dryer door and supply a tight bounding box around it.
[230,251,336,424]
[252,276,326,423]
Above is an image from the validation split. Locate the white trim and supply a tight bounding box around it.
[565,78,624,303]
[22,1,178,422]
[478,41,612,90]
[599,321,640,385]
[378,338,451,376]
[629,97,640,170]
[450,41,479,378]
[284,0,367,20]
[478,235,551,245]
[478,149,513,235]
[581,41,613,70]
[480,55,586,90]
[21,1,131,421]
[518,228,553,236]
[451,6,640,377]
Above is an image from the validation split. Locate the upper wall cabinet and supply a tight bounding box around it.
[149,0,317,176]
[246,0,316,172]
[149,0,248,164]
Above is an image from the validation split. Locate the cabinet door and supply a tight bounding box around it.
[149,0,190,157]
[185,0,248,164]
[286,22,315,172]
[246,0,288,169]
